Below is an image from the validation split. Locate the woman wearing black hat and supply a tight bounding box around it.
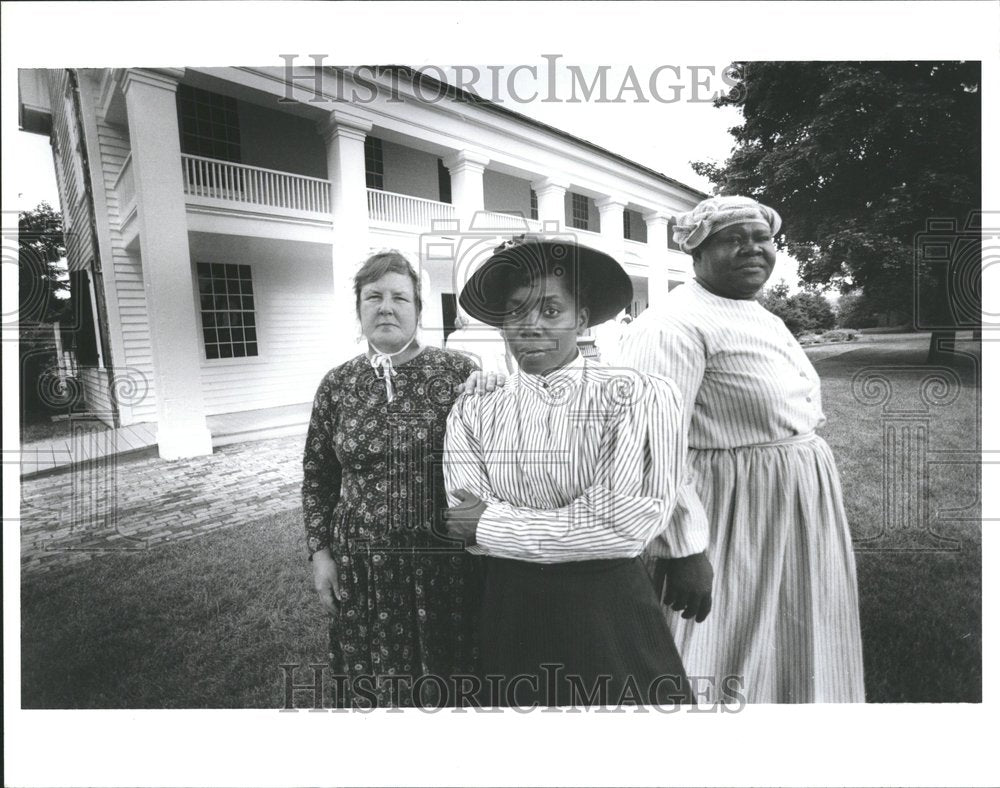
[442,238,712,707]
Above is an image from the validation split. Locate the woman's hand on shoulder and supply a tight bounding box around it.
[454,370,507,397]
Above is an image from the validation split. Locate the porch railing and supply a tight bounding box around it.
[474,210,544,233]
[181,154,332,215]
[367,188,456,228]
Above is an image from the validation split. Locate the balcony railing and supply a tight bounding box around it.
[181,154,332,216]
[476,210,542,233]
[113,153,136,219]
[367,188,456,229]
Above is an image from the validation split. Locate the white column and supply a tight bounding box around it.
[443,150,489,231]
[531,176,568,230]
[643,211,671,308]
[122,68,212,459]
[595,196,626,261]
[320,109,372,364]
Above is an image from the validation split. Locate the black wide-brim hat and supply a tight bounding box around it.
[458,238,633,329]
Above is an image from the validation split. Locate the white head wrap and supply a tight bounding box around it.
[672,195,782,253]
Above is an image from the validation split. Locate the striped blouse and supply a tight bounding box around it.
[443,353,709,563]
[617,279,826,448]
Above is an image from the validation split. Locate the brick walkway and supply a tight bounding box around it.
[19,435,305,576]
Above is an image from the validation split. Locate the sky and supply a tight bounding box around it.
[11,131,58,213]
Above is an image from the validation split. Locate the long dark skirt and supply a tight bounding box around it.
[481,556,691,707]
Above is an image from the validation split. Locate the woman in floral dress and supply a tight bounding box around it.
[302,251,482,708]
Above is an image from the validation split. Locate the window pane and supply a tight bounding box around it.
[197,261,256,361]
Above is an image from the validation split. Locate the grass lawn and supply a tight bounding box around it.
[20,335,982,707]
[21,415,110,444]
[21,509,327,708]
[810,335,981,702]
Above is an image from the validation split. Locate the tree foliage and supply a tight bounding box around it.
[19,201,69,323]
[693,62,981,340]
[758,283,836,337]
[835,289,879,329]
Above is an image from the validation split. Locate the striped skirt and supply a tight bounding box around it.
[667,433,865,703]
[481,556,691,707]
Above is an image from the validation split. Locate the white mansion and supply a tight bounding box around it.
[18,66,705,459]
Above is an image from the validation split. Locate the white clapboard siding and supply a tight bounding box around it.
[92,91,158,424]
[78,367,114,425]
[199,259,338,416]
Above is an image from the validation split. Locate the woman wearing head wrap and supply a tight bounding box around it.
[618,195,865,703]
[442,238,711,707]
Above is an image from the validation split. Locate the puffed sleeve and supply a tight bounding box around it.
[302,370,343,558]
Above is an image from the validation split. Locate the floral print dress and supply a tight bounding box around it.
[302,346,483,707]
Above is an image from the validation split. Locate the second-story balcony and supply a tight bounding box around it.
[117,152,669,278]
[182,155,333,219]
[175,154,462,241]
[367,188,456,230]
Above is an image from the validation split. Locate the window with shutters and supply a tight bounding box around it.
[365,137,384,190]
[570,193,589,231]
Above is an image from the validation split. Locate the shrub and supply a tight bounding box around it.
[821,328,860,342]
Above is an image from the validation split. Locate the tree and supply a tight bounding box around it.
[759,284,836,337]
[693,62,981,362]
[835,289,879,329]
[20,202,73,422]
[19,201,69,324]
